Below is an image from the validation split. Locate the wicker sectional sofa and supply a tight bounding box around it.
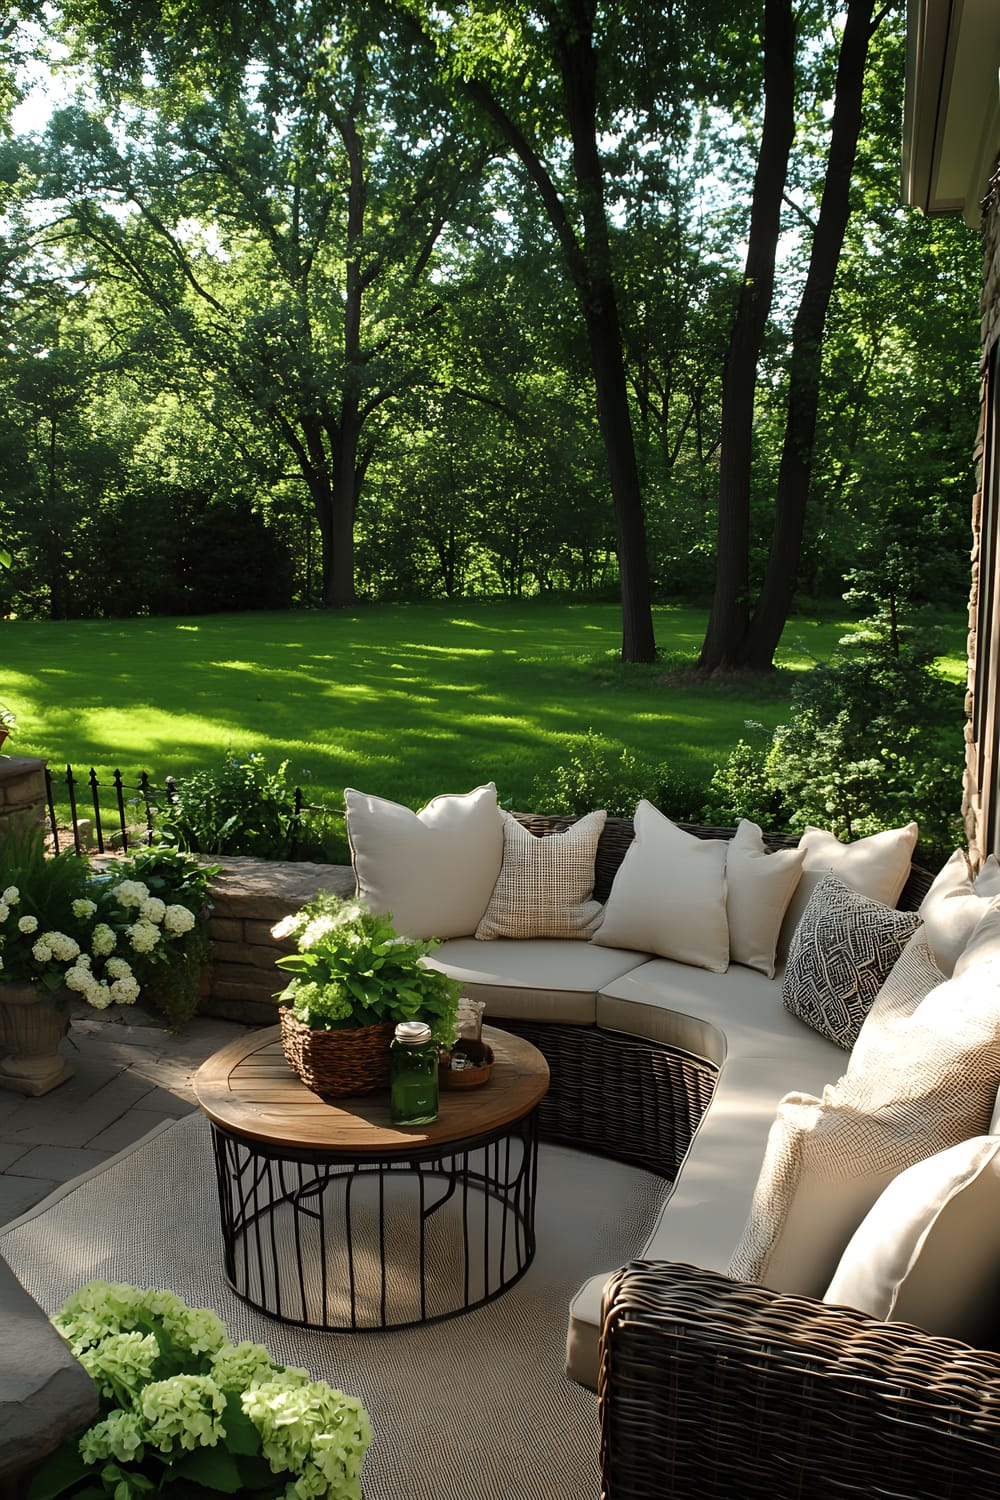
[418,811,934,1393]
[359,800,1000,1500]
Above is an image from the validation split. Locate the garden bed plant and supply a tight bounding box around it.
[28,1281,371,1500]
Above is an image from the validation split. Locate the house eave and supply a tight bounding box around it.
[902,0,1000,227]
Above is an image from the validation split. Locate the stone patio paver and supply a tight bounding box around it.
[0,1003,252,1220]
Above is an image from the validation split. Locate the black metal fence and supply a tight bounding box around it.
[44,766,172,855]
[44,766,316,857]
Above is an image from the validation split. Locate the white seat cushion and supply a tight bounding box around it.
[425,937,651,1024]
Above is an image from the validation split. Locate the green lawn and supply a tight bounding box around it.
[2,599,966,816]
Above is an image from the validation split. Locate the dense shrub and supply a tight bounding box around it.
[703,738,785,828]
[529,731,704,822]
[156,751,302,859]
[769,646,964,860]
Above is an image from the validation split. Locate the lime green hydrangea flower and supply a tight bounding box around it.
[140,1374,227,1452]
[76,1330,160,1400]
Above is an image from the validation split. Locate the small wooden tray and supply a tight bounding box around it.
[440,1041,494,1090]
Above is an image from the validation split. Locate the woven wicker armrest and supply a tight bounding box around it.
[599,1260,1000,1500]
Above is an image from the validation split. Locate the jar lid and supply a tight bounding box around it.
[394,1020,432,1045]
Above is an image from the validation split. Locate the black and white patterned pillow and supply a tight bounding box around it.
[782,875,921,1049]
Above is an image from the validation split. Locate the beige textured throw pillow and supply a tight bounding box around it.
[725,819,804,978]
[823,1135,1000,1342]
[475,809,606,941]
[346,784,504,940]
[777,821,919,955]
[729,948,1000,1297]
[592,799,729,972]
[847,930,946,1075]
[919,848,1000,975]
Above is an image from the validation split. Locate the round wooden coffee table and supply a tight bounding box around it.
[195,1023,550,1331]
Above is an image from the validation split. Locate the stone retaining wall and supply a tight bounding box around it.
[200,857,355,1025]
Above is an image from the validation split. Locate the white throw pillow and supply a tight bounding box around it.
[919,848,1000,975]
[777,822,919,954]
[729,948,1000,1297]
[823,1136,1000,1343]
[725,820,804,979]
[346,784,504,940]
[592,800,729,973]
[475,809,606,941]
[954,903,1000,978]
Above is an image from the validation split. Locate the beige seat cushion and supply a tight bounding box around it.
[919,849,1000,975]
[729,949,1000,1299]
[593,801,729,973]
[346,784,503,940]
[566,1042,845,1390]
[725,820,804,978]
[823,1135,1000,1342]
[476,810,606,941]
[425,936,651,1024]
[778,821,919,954]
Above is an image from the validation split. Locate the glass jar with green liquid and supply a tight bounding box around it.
[390,1020,439,1125]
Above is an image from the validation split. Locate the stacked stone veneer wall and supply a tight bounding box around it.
[201,856,355,1025]
[0,756,48,843]
[965,155,1000,866]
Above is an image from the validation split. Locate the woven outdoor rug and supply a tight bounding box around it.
[0,1110,665,1500]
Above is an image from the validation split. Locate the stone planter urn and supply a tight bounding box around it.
[0,983,73,1097]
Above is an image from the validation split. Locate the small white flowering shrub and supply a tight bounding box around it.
[29,1281,371,1500]
[0,827,215,1026]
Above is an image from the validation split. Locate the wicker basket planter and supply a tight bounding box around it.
[279,1006,394,1099]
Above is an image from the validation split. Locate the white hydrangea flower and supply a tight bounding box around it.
[46,931,80,963]
[139,896,166,924]
[0,903,8,923]
[127,920,160,954]
[271,914,297,940]
[2,886,18,905]
[65,965,93,993]
[112,880,150,910]
[106,957,134,980]
[31,938,53,963]
[109,975,140,1006]
[91,924,116,957]
[72,898,98,919]
[163,904,195,936]
[17,915,38,935]
[85,982,113,1010]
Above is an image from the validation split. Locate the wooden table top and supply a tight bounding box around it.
[194,1023,550,1155]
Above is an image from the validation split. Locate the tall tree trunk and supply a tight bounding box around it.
[698,0,796,672]
[400,0,658,660]
[741,0,879,670]
[555,0,655,662]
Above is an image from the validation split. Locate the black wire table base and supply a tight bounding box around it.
[208,1111,541,1331]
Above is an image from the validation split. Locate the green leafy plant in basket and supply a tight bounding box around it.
[28,1280,371,1500]
[272,892,460,1048]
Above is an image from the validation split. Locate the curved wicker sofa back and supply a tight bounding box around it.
[510,810,935,913]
